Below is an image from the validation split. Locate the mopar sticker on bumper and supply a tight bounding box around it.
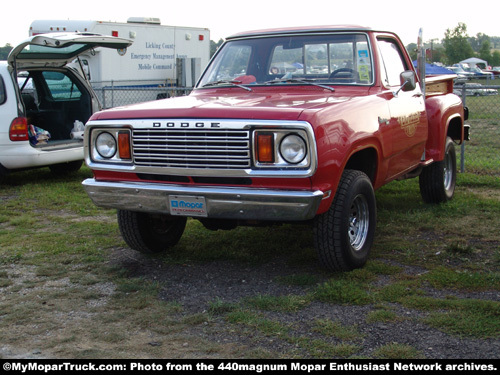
[169,195,208,217]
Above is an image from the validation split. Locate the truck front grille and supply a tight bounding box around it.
[132,129,251,169]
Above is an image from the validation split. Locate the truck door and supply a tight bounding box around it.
[377,37,427,181]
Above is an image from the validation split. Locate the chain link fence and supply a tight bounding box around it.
[454,79,500,175]
[91,80,192,110]
[91,79,500,176]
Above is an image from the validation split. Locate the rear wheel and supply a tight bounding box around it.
[49,160,83,175]
[117,210,186,254]
[313,170,376,272]
[419,137,456,203]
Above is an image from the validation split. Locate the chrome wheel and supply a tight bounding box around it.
[443,150,454,193]
[348,194,370,251]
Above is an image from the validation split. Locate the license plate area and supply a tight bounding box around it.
[168,195,207,217]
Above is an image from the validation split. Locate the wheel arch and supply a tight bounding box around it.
[447,114,465,143]
[315,144,379,216]
[343,146,378,184]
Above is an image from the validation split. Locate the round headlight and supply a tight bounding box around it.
[280,134,306,164]
[95,132,117,158]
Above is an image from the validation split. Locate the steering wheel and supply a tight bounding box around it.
[329,68,356,79]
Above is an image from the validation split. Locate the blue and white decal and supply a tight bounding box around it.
[169,195,207,217]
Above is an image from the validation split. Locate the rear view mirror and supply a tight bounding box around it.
[400,71,416,91]
[393,70,416,97]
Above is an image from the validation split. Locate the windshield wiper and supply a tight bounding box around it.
[265,78,335,92]
[202,80,252,92]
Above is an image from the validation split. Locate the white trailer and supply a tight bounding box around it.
[29,18,210,88]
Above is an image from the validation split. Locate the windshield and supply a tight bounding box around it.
[198,33,373,88]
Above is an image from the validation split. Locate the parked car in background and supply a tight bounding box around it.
[454,83,499,96]
[467,66,494,79]
[453,64,494,79]
[448,65,475,81]
[484,66,500,78]
[471,66,494,79]
[447,66,470,83]
[0,33,131,178]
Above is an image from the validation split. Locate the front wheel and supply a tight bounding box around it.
[117,210,187,254]
[313,170,376,272]
[419,137,456,204]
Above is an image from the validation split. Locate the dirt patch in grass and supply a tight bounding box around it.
[2,241,500,359]
[105,246,500,359]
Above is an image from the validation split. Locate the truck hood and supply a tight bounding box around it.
[8,32,132,69]
[90,87,364,121]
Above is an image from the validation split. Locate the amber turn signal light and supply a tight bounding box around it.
[118,131,131,159]
[256,133,274,163]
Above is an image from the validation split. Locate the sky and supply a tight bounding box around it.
[0,0,498,48]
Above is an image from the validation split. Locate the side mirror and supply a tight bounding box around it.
[393,70,417,97]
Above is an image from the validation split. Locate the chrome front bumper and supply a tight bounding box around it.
[82,178,324,221]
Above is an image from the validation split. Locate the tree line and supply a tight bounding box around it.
[407,22,500,67]
[3,23,499,67]
[0,44,12,60]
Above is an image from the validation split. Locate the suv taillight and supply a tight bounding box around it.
[9,117,29,141]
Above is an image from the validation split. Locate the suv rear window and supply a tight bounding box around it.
[42,71,82,100]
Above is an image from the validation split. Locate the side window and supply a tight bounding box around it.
[377,39,407,87]
[330,40,372,83]
[0,76,6,105]
[42,71,82,100]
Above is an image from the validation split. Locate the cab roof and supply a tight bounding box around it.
[226,25,380,40]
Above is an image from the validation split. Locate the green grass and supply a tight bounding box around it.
[458,122,500,174]
[312,319,363,341]
[372,343,422,359]
[366,309,401,324]
[456,90,500,175]
[402,296,500,338]
[244,294,311,312]
[0,165,499,359]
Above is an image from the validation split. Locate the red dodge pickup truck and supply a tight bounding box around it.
[83,26,469,271]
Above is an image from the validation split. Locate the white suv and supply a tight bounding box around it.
[0,33,131,177]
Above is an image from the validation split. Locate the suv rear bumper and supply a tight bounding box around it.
[82,178,324,221]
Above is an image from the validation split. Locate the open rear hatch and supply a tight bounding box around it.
[8,32,132,70]
[9,33,132,149]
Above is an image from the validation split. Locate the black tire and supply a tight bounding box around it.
[49,160,83,175]
[419,137,456,204]
[117,210,186,254]
[313,170,376,272]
